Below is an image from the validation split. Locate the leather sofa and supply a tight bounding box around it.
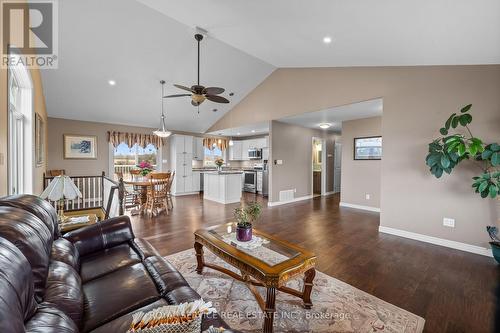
[0,194,236,333]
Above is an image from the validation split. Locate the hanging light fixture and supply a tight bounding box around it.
[153,80,172,138]
[228,92,234,146]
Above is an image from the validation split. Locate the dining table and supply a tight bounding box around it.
[123,177,151,215]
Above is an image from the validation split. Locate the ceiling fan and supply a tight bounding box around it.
[163,34,229,107]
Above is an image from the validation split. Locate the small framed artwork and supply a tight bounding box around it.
[64,134,97,159]
[35,113,44,166]
[354,136,382,160]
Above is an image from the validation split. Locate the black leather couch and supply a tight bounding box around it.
[0,194,235,333]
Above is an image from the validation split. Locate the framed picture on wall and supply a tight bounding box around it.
[35,113,44,166]
[354,136,382,160]
[63,134,97,159]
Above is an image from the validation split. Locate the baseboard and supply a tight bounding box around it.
[322,191,337,196]
[172,191,200,197]
[339,202,380,212]
[268,195,313,207]
[379,226,493,257]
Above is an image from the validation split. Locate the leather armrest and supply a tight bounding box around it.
[63,216,134,257]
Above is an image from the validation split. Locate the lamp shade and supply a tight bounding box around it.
[40,176,82,201]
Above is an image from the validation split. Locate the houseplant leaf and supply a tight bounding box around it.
[441,155,450,168]
[460,104,472,113]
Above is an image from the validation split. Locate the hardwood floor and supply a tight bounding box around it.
[130,192,499,333]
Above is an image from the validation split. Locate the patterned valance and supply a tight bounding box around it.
[203,137,228,151]
[108,131,163,148]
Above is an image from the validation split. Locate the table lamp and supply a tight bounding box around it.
[40,175,82,221]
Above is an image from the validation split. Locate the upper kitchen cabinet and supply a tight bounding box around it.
[193,137,204,161]
[171,134,193,154]
[228,136,269,161]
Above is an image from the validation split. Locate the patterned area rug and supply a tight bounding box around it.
[166,249,425,333]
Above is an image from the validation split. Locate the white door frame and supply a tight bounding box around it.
[311,137,327,196]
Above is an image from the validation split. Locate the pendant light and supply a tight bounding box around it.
[153,80,172,138]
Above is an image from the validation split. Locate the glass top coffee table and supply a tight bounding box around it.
[194,223,316,333]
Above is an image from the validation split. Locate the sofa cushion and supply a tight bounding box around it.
[0,194,60,239]
[25,304,78,333]
[0,238,38,332]
[144,256,194,299]
[52,238,80,271]
[89,299,168,333]
[44,261,83,328]
[80,243,141,282]
[0,207,52,301]
[82,263,160,332]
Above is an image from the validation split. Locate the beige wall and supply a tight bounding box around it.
[269,120,339,202]
[47,117,168,177]
[340,116,382,208]
[1,0,48,195]
[209,66,500,248]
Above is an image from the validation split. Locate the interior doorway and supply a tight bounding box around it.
[312,137,326,196]
[334,142,342,193]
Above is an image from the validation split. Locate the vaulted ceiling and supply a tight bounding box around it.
[42,0,500,133]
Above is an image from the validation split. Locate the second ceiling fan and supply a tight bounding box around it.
[164,33,229,107]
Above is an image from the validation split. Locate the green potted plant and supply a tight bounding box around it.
[234,201,262,242]
[425,104,500,262]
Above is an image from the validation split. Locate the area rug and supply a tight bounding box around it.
[166,249,425,333]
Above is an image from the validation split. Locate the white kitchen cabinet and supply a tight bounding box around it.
[229,141,243,160]
[257,171,263,192]
[193,137,204,161]
[169,135,196,195]
[241,140,250,160]
[192,171,201,192]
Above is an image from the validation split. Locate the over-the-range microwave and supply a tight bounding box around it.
[248,148,262,160]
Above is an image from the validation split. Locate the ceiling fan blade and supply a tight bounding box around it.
[163,94,191,98]
[203,87,225,95]
[205,95,230,104]
[174,84,194,93]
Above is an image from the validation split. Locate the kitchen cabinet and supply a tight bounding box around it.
[193,137,204,161]
[169,135,196,195]
[192,171,201,192]
[257,171,263,192]
[241,140,250,160]
[229,141,243,161]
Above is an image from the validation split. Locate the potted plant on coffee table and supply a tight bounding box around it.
[425,104,500,262]
[234,201,262,242]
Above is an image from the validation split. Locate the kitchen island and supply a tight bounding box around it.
[203,171,243,204]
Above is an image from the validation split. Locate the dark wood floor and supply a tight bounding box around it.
[130,193,499,333]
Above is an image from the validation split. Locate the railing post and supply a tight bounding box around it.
[118,178,125,216]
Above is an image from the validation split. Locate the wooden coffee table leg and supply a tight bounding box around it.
[302,268,316,309]
[263,287,276,333]
[194,242,204,275]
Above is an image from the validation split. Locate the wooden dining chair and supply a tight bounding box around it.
[47,169,65,176]
[144,172,171,217]
[166,171,175,210]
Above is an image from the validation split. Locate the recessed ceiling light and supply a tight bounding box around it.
[319,123,331,129]
[237,132,241,135]
[322,36,332,44]
[213,108,218,112]
[108,80,116,86]
[251,130,256,133]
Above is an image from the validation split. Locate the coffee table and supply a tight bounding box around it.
[194,223,316,333]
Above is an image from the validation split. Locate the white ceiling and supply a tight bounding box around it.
[278,98,383,132]
[207,121,270,137]
[137,0,500,67]
[41,0,274,133]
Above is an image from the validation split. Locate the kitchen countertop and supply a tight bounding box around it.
[202,171,244,175]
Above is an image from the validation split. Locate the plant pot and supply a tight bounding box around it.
[491,242,500,264]
[236,225,252,242]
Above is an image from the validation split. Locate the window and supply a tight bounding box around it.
[204,146,223,167]
[113,143,158,179]
[7,53,33,195]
